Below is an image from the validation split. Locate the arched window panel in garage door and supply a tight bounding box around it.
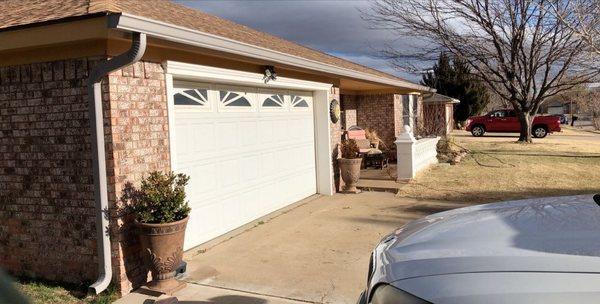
[290,93,313,111]
[263,94,285,107]
[173,82,213,112]
[217,85,257,112]
[258,89,289,112]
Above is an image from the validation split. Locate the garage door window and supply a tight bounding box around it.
[291,95,310,110]
[174,89,209,106]
[218,89,256,112]
[262,94,285,108]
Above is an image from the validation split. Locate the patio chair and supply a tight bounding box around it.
[345,127,382,155]
[346,128,372,154]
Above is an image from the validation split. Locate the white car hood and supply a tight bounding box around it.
[376,195,600,282]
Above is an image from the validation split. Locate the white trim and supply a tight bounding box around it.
[313,90,334,195]
[165,61,333,91]
[165,73,177,171]
[165,62,334,196]
[110,14,431,92]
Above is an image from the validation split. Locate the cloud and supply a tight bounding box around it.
[174,0,422,81]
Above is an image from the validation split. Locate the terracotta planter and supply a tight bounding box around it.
[136,216,189,294]
[339,158,363,193]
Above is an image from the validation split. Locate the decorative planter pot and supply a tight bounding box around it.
[339,158,363,193]
[136,216,189,295]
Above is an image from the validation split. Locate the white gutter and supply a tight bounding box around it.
[107,13,432,92]
[87,32,147,295]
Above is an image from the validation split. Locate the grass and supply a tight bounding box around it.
[16,279,118,304]
[397,130,600,203]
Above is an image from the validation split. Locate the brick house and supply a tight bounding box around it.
[0,0,432,295]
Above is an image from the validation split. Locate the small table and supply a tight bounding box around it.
[363,152,388,170]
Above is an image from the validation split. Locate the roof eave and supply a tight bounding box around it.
[108,13,433,92]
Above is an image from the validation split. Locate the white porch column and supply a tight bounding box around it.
[395,126,441,180]
[395,125,417,179]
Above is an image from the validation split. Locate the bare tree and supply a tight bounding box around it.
[366,0,600,142]
[555,0,600,56]
[573,87,600,130]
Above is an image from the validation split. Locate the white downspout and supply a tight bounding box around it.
[88,32,147,294]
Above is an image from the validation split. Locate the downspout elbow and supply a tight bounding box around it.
[88,32,147,295]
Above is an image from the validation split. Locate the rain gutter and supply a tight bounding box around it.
[87,31,147,294]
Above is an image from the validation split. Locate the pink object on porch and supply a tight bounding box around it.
[346,129,367,140]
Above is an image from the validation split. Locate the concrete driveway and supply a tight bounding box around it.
[177,192,472,304]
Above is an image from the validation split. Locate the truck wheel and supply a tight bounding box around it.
[533,126,548,138]
[471,125,485,137]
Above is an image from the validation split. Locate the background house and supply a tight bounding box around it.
[422,93,460,135]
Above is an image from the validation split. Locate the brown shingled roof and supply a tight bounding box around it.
[0,0,417,86]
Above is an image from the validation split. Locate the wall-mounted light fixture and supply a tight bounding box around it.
[263,65,277,84]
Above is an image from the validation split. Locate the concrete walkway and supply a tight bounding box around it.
[118,192,472,304]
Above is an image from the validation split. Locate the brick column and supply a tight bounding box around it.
[340,94,357,130]
[104,61,171,293]
[329,87,342,192]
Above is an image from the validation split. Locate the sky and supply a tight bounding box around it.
[174,0,422,82]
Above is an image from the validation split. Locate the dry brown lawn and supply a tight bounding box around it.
[397,129,600,203]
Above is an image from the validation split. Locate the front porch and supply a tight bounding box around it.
[339,92,421,155]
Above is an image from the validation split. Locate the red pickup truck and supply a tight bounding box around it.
[465,109,561,138]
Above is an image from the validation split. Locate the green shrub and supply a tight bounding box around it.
[122,171,191,224]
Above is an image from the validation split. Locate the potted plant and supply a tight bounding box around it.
[122,171,191,294]
[339,139,363,193]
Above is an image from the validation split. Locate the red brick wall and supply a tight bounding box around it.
[329,87,343,192]
[104,61,170,293]
[341,95,357,130]
[0,58,99,283]
[355,93,398,151]
[0,58,169,294]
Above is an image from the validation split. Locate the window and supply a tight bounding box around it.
[219,91,252,107]
[491,110,506,118]
[263,94,285,107]
[291,95,309,108]
[174,89,208,106]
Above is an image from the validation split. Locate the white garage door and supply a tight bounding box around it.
[172,81,317,249]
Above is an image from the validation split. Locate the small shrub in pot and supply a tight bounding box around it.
[339,139,363,193]
[122,171,191,294]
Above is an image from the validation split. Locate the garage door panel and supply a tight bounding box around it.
[218,159,240,188]
[216,122,238,150]
[184,163,218,197]
[239,121,258,147]
[175,85,317,250]
[240,155,260,180]
[258,120,273,144]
